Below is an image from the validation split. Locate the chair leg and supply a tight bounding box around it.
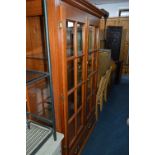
[104,83,109,103]
[99,95,103,111]
[96,104,98,120]
[104,89,107,103]
[96,101,98,120]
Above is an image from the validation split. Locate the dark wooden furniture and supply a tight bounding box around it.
[105,26,122,61]
[26,0,108,154]
[100,17,129,75]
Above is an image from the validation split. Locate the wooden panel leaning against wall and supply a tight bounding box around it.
[100,17,129,75]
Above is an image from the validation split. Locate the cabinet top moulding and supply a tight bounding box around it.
[26,0,109,18]
[62,0,109,18]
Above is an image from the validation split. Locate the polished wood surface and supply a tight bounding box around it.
[62,0,109,18]
[60,2,101,154]
[26,0,42,16]
[26,0,62,131]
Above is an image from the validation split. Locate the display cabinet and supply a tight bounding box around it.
[59,1,108,154]
[26,0,58,141]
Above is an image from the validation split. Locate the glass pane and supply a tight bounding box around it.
[77,58,83,83]
[93,53,97,71]
[68,119,75,143]
[120,11,129,17]
[77,23,83,56]
[67,61,74,90]
[66,21,74,57]
[26,16,48,71]
[92,76,96,95]
[77,110,82,132]
[68,93,75,119]
[77,86,82,109]
[87,54,92,75]
[86,96,92,116]
[27,78,52,120]
[88,26,94,53]
[92,94,96,110]
[87,79,91,97]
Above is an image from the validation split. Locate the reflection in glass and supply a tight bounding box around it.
[92,94,95,109]
[68,93,74,119]
[87,79,91,97]
[87,54,92,75]
[77,23,83,56]
[88,26,94,53]
[68,119,75,143]
[77,86,82,109]
[27,79,52,119]
[67,61,74,90]
[86,96,91,116]
[92,76,96,95]
[77,58,83,83]
[93,53,97,71]
[77,110,82,132]
[66,21,74,57]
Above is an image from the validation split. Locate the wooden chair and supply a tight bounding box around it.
[103,66,112,103]
[95,66,112,120]
[96,75,106,120]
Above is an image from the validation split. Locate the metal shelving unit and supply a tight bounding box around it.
[26,0,56,142]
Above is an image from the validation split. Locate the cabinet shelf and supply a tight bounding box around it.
[26,53,48,60]
[26,70,49,85]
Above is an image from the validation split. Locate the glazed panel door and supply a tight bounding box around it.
[85,25,99,121]
[64,20,86,148]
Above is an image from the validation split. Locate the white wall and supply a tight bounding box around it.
[96,2,129,17]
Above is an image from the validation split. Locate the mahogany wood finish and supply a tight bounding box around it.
[60,2,102,154]
[26,0,108,154]
[62,0,109,18]
[26,0,43,16]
